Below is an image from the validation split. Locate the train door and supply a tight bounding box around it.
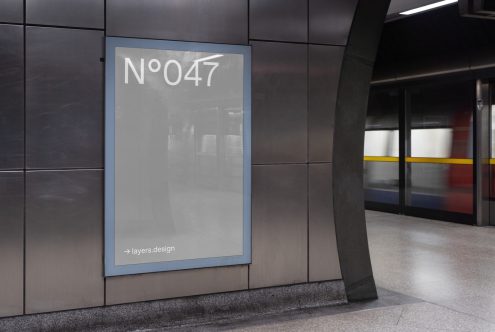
[490,82,495,226]
[365,80,476,224]
[404,81,474,224]
[364,89,401,213]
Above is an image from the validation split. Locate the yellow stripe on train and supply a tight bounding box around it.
[364,156,473,165]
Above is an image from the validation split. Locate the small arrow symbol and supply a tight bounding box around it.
[124,249,130,254]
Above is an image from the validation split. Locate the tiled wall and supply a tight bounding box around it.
[0,0,357,316]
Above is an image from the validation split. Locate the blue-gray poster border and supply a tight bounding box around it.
[104,37,252,277]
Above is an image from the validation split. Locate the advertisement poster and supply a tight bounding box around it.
[105,37,251,276]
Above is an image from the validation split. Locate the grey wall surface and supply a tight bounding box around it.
[0,23,24,318]
[106,266,248,305]
[250,165,308,288]
[0,0,389,318]
[251,41,307,164]
[25,170,104,313]
[107,0,248,45]
[309,0,359,45]
[26,0,104,29]
[0,25,24,170]
[309,164,341,281]
[26,27,104,169]
[308,45,344,162]
[250,0,308,43]
[0,172,24,317]
[0,0,23,24]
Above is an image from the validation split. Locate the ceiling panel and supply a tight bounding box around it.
[388,0,451,15]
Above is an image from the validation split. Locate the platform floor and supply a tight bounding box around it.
[175,211,495,331]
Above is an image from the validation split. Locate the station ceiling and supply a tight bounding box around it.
[388,0,446,14]
[387,0,458,20]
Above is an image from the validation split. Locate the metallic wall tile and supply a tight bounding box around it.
[309,0,358,45]
[107,0,248,44]
[0,25,24,170]
[249,0,307,43]
[106,266,248,305]
[0,172,24,318]
[26,27,103,169]
[250,164,308,289]
[26,0,104,29]
[251,41,307,164]
[25,170,104,313]
[0,0,23,23]
[308,164,341,282]
[308,45,344,163]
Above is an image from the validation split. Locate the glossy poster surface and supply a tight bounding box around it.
[105,37,251,276]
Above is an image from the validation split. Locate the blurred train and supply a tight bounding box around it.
[364,83,474,216]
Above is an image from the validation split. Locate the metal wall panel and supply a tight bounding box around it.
[106,0,248,45]
[308,164,341,282]
[106,266,248,305]
[308,45,344,162]
[26,27,103,170]
[25,170,104,313]
[0,25,24,170]
[309,0,359,45]
[249,0,307,43]
[26,0,104,29]
[0,172,24,318]
[252,41,307,164]
[0,0,23,24]
[250,165,308,289]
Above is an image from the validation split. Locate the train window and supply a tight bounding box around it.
[364,89,400,209]
[364,130,399,157]
[410,128,452,158]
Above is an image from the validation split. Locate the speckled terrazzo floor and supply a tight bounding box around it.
[158,211,495,332]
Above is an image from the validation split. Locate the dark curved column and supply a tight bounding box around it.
[333,0,391,302]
